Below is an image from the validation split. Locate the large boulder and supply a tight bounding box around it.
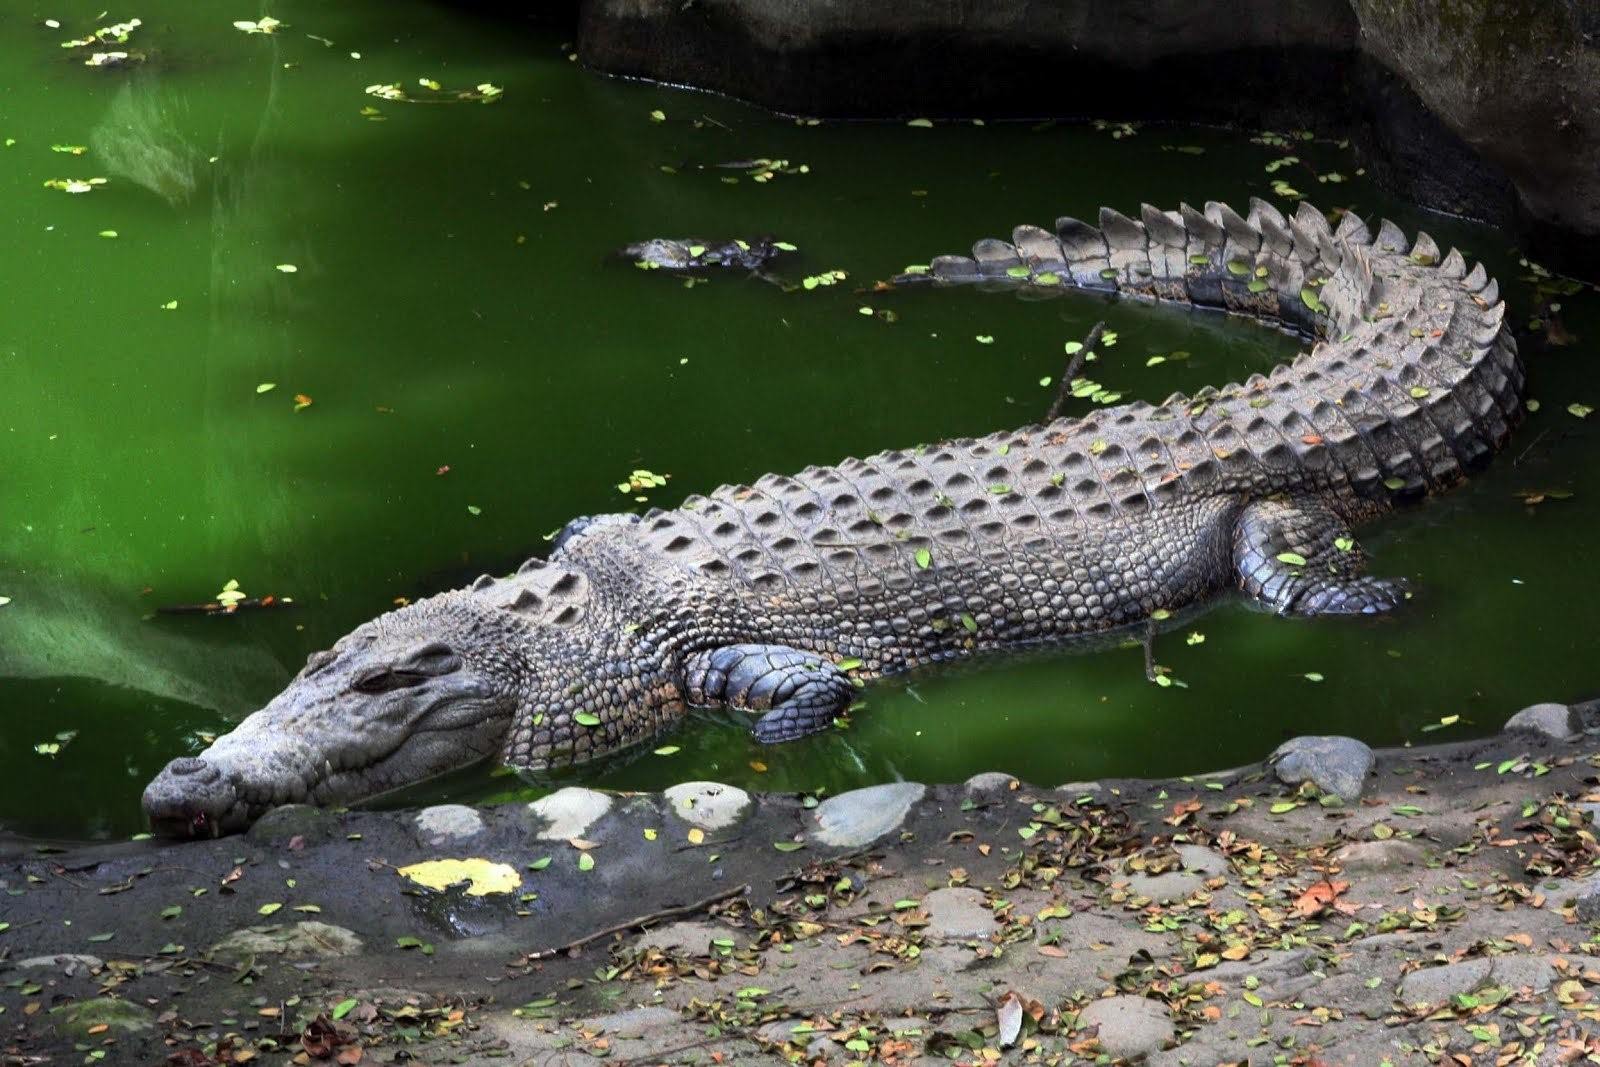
[575,0,1600,274]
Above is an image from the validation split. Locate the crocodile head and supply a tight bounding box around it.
[142,595,521,837]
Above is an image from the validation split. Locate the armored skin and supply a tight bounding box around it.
[143,199,1523,836]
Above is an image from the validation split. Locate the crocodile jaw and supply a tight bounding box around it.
[142,606,519,837]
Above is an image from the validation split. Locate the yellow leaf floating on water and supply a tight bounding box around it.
[397,858,521,896]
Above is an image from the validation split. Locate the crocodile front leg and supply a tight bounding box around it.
[685,644,857,743]
[1233,497,1409,616]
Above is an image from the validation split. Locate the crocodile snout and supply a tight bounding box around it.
[142,756,241,838]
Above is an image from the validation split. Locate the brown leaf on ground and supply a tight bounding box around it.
[1292,879,1350,917]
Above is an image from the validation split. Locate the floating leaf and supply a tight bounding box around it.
[1383,477,1407,491]
[975,335,994,345]
[256,382,276,394]
[293,393,313,412]
[258,902,282,916]
[275,263,297,273]
[1568,402,1593,419]
[648,109,666,122]
[653,745,680,756]
[1303,672,1325,683]
[906,118,933,128]
[1185,631,1205,645]
[466,504,482,516]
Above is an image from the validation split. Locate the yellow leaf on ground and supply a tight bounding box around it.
[397,858,521,896]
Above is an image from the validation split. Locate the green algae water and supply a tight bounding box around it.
[3,3,1596,840]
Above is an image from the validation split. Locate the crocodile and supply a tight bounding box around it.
[620,236,788,273]
[143,199,1522,836]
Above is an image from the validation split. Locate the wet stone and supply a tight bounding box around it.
[808,782,925,847]
[247,803,341,845]
[528,787,612,840]
[1270,735,1373,801]
[1127,845,1227,902]
[663,781,751,832]
[1076,995,1174,1059]
[17,954,102,974]
[414,804,484,842]
[923,887,996,940]
[1502,702,1579,740]
[1398,958,1492,1004]
[1574,877,1600,923]
[209,921,364,963]
[632,920,731,954]
[51,998,155,1040]
[1488,954,1557,993]
[963,771,1018,796]
[585,1006,680,1039]
[1334,838,1428,873]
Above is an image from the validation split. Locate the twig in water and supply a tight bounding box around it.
[1046,320,1107,422]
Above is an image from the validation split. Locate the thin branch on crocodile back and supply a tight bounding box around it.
[1046,320,1107,422]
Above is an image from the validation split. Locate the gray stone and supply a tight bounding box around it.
[209,921,364,962]
[1488,954,1557,993]
[663,781,751,832]
[17,954,102,974]
[1057,781,1103,796]
[586,1006,680,1039]
[1575,801,1600,826]
[1398,958,1492,1004]
[963,771,1017,796]
[1270,735,1374,802]
[632,920,730,954]
[1077,995,1174,1059]
[923,887,996,940]
[1334,838,1429,874]
[414,803,484,841]
[1502,702,1579,740]
[1575,877,1600,924]
[51,997,155,1039]
[808,782,924,847]
[246,803,341,845]
[1126,846,1227,903]
[529,787,613,840]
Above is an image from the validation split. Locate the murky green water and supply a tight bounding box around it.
[3,2,1595,840]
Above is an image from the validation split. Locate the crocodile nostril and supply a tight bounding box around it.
[168,757,211,779]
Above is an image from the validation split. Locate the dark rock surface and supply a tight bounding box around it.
[2,721,1596,1063]
[574,0,1600,275]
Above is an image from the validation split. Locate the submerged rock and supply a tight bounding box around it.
[1269,736,1374,802]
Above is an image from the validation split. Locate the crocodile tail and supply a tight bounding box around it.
[900,200,1524,503]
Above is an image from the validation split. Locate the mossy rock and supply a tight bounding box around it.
[51,997,155,1039]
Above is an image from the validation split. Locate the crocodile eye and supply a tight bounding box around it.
[349,642,461,694]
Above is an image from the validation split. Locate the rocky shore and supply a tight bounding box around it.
[2,699,1597,1064]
